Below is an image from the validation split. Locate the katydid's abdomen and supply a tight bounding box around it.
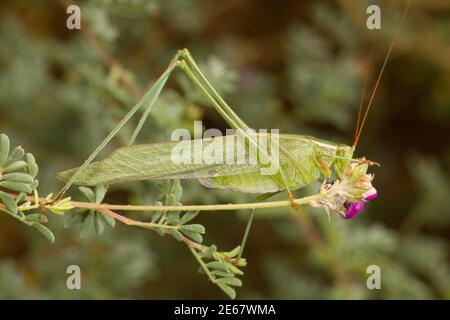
[57,134,340,193]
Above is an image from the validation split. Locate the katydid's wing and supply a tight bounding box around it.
[57,135,259,186]
[57,134,332,192]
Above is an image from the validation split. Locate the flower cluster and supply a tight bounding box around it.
[311,161,377,220]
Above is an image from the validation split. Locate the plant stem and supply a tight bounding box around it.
[7,192,320,213]
[238,211,254,259]
[70,194,320,212]
[98,207,206,251]
[188,245,217,284]
[0,207,32,226]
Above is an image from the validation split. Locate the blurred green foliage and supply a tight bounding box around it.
[0,0,449,299]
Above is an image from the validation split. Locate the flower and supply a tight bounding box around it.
[310,161,377,220]
[363,188,378,202]
[343,202,364,219]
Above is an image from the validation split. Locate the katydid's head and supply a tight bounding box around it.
[311,160,377,220]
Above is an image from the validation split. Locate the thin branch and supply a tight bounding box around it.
[70,194,320,212]
[6,191,320,213]
[0,207,32,226]
[188,245,217,284]
[98,207,206,252]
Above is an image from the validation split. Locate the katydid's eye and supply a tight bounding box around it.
[342,202,364,220]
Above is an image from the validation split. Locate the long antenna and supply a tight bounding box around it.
[353,0,412,148]
[353,39,376,144]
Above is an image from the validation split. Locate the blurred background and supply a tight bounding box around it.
[0,0,449,299]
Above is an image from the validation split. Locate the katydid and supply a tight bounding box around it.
[57,1,412,220]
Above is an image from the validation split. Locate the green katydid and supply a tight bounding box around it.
[57,1,412,220]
